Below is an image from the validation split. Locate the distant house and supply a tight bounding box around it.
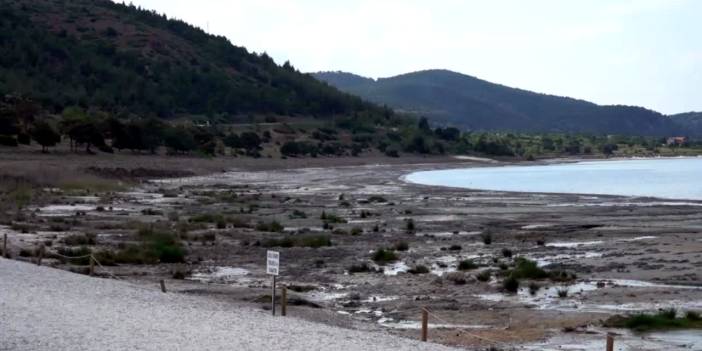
[666,136,688,146]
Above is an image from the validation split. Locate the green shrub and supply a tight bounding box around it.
[510,258,548,280]
[263,235,331,248]
[348,263,374,274]
[502,248,513,258]
[458,259,478,271]
[476,270,492,282]
[372,248,398,264]
[503,276,520,293]
[62,233,96,246]
[256,220,284,232]
[408,265,430,274]
[481,232,493,245]
[367,196,387,203]
[405,218,415,233]
[393,241,409,251]
[320,211,347,224]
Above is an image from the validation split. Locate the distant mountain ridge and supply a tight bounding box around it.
[314,69,688,136]
[670,112,702,137]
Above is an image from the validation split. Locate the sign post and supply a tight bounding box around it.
[267,250,280,316]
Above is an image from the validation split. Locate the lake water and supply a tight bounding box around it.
[405,157,702,200]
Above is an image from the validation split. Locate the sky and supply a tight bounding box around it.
[123,0,701,114]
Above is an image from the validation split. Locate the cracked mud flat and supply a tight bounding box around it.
[4,161,702,350]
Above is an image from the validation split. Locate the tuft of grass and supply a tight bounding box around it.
[408,265,430,274]
[503,276,520,293]
[509,258,548,280]
[556,288,569,298]
[501,248,513,258]
[62,233,96,246]
[528,282,540,295]
[405,218,415,233]
[604,309,702,331]
[481,231,493,245]
[476,270,492,282]
[367,196,387,203]
[256,220,284,232]
[371,248,398,264]
[320,211,347,224]
[393,241,409,251]
[348,262,377,274]
[263,235,331,248]
[458,259,478,271]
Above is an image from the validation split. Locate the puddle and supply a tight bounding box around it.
[522,224,554,230]
[382,261,410,276]
[524,328,702,351]
[546,240,604,248]
[477,279,702,312]
[379,319,489,330]
[532,252,603,267]
[188,266,250,284]
[618,236,658,242]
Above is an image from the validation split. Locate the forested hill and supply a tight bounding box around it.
[670,112,702,137]
[313,70,682,136]
[0,0,383,118]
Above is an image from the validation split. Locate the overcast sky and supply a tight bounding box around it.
[122,0,701,114]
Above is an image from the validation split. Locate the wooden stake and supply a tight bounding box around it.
[160,279,167,293]
[271,275,277,316]
[421,308,428,342]
[89,255,95,276]
[3,233,7,258]
[606,333,614,351]
[281,286,287,316]
[36,244,44,266]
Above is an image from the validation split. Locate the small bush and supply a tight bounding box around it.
[372,248,398,264]
[503,276,520,293]
[289,210,307,219]
[501,248,513,258]
[528,282,540,295]
[263,235,331,248]
[557,288,569,298]
[536,239,545,246]
[367,196,387,203]
[510,258,548,280]
[408,265,430,274]
[476,270,492,282]
[348,263,375,274]
[256,220,284,232]
[394,241,409,251]
[458,259,478,271]
[62,233,97,246]
[405,218,415,233]
[449,244,462,251]
[320,211,347,224]
[56,246,92,265]
[686,311,701,321]
[481,232,493,245]
[350,227,363,236]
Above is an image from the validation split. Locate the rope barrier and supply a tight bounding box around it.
[422,307,513,347]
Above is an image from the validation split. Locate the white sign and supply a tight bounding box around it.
[266,250,280,276]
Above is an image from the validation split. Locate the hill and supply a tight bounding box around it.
[313,70,681,136]
[670,112,702,137]
[0,0,383,118]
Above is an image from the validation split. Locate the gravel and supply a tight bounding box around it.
[0,258,460,351]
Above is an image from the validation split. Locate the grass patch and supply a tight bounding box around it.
[604,309,702,331]
[114,228,186,264]
[62,233,96,246]
[263,235,332,248]
[408,265,430,274]
[458,259,478,271]
[393,241,409,251]
[320,211,347,224]
[256,220,284,232]
[371,248,398,264]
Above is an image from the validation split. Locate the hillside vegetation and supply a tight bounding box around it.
[314,70,684,136]
[0,0,383,118]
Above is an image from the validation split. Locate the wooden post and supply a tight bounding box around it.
[89,255,95,276]
[160,279,167,293]
[606,333,614,351]
[271,275,277,316]
[281,286,287,316]
[3,233,7,258]
[421,308,428,342]
[36,244,44,266]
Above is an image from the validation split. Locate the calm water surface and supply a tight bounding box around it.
[405,157,702,200]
